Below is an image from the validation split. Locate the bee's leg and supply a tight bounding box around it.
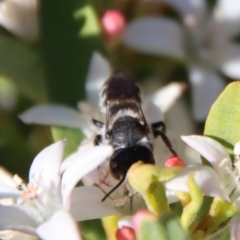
[153,128,177,156]
[89,119,105,145]
[151,121,166,133]
[94,134,103,145]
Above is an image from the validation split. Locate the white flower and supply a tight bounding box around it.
[0,140,113,239]
[122,0,240,121]
[60,138,144,218]
[155,134,240,207]
[78,135,232,218]
[165,164,230,201]
[0,0,39,41]
[180,135,240,240]
[70,135,235,230]
[181,135,239,197]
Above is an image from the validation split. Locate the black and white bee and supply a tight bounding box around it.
[89,68,177,201]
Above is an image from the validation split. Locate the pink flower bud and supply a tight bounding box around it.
[101,10,126,44]
[132,209,156,233]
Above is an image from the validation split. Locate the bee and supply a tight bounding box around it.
[89,69,177,201]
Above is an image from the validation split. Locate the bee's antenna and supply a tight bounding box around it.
[101,173,127,202]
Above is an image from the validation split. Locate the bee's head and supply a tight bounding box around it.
[110,145,155,180]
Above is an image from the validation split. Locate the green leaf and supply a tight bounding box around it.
[40,0,105,105]
[74,5,101,36]
[204,82,240,157]
[0,36,46,102]
[81,219,106,240]
[51,126,84,157]
[137,212,188,240]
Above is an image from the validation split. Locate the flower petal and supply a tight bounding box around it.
[152,82,186,113]
[0,167,15,187]
[29,140,66,188]
[156,0,206,22]
[60,138,95,174]
[181,135,230,176]
[230,214,240,240]
[118,216,134,229]
[0,185,19,200]
[0,0,38,41]
[19,104,86,130]
[165,165,229,201]
[213,0,240,39]
[36,210,81,240]
[0,205,37,235]
[217,43,240,79]
[182,134,236,195]
[0,168,20,202]
[61,145,113,209]
[85,52,111,105]
[70,186,121,221]
[188,65,225,121]
[122,17,185,59]
[0,230,38,240]
[166,190,179,204]
[214,0,240,22]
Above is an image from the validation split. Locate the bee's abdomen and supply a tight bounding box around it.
[100,68,141,109]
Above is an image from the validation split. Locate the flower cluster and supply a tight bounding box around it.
[114,135,240,240]
[1,0,240,239]
[2,82,240,240]
[0,140,113,239]
[122,0,240,121]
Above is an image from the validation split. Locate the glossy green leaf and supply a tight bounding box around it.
[204,82,240,156]
[137,212,188,240]
[40,0,105,105]
[0,36,46,102]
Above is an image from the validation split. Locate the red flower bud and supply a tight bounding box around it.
[165,156,186,168]
[116,226,136,240]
